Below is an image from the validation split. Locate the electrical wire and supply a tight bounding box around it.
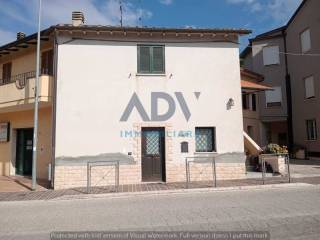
[240,43,320,57]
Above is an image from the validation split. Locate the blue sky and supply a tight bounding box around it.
[0,0,303,49]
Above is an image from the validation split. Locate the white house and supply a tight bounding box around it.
[52,14,250,189]
[0,12,251,189]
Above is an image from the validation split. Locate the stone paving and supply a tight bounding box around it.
[0,176,319,202]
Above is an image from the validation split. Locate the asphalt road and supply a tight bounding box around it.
[0,185,320,240]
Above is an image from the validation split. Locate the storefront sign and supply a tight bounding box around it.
[0,122,10,142]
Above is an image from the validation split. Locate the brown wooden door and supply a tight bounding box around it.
[141,128,165,182]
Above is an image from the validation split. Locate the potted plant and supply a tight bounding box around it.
[261,144,288,175]
[292,145,306,159]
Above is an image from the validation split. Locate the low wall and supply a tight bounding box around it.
[54,153,246,190]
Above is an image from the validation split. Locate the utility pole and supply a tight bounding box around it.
[120,0,123,27]
[32,0,42,191]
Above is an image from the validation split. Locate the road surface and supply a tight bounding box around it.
[0,185,320,240]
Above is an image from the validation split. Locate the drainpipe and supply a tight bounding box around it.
[282,29,294,154]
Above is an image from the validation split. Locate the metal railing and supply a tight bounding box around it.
[0,69,52,86]
[87,160,120,194]
[0,71,36,87]
[185,156,217,189]
[259,153,291,185]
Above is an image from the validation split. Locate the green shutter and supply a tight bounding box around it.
[138,45,165,74]
[138,46,151,73]
[152,46,164,73]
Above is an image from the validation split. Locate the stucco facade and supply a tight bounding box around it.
[242,0,319,156]
[0,43,54,181]
[285,0,320,155]
[54,37,246,189]
[0,107,52,179]
[0,22,250,189]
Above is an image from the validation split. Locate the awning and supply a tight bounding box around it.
[241,80,272,92]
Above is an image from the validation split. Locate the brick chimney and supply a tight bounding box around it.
[72,11,85,26]
[17,32,26,40]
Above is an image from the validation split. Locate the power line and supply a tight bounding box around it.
[241,43,320,57]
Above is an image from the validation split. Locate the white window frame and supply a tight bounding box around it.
[300,28,311,53]
[304,75,315,99]
[263,46,280,66]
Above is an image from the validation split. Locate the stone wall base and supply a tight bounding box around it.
[54,162,246,190]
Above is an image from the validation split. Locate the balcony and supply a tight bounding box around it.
[0,71,53,112]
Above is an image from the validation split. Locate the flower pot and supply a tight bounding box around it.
[261,155,286,175]
[295,149,305,159]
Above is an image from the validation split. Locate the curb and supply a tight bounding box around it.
[53,182,315,201]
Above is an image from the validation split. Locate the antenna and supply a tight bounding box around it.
[139,0,142,27]
[119,0,123,27]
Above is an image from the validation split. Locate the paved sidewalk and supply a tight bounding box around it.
[0,176,49,192]
[0,176,319,202]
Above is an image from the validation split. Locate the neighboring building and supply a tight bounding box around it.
[0,12,250,189]
[241,68,271,149]
[241,0,320,158]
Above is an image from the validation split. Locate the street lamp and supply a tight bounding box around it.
[32,0,42,191]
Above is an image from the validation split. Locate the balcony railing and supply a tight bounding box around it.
[0,70,53,110]
[0,69,52,86]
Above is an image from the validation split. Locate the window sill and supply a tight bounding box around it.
[136,73,166,77]
[304,97,316,101]
[265,106,282,109]
[194,151,218,154]
[264,63,280,67]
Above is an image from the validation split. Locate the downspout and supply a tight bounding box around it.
[282,29,294,154]
[50,29,59,189]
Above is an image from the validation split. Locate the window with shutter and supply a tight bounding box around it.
[263,46,280,66]
[242,94,248,110]
[2,62,12,84]
[138,46,151,73]
[152,46,164,73]
[300,29,311,53]
[251,94,257,111]
[138,45,165,74]
[304,75,315,99]
[306,119,317,140]
[265,86,282,107]
[41,50,53,75]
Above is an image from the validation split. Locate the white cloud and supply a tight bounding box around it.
[0,29,16,45]
[159,0,173,5]
[226,0,303,23]
[0,0,152,29]
[226,0,262,12]
[267,0,303,24]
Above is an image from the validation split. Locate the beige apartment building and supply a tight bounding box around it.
[241,0,320,158]
[241,68,271,148]
[0,32,54,180]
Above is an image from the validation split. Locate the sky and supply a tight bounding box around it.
[0,0,303,49]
